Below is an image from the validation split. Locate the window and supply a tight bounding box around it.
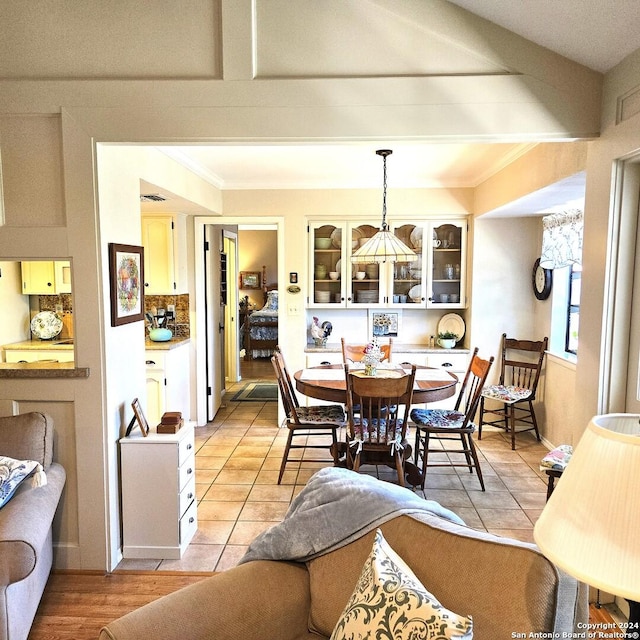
[565,264,581,355]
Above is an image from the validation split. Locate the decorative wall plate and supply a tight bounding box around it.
[437,313,466,340]
[30,311,63,340]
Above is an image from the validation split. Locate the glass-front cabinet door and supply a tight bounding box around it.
[348,223,384,307]
[308,222,347,307]
[387,222,426,307]
[427,221,467,309]
[308,219,466,309]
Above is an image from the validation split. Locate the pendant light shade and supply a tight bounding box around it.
[351,150,418,264]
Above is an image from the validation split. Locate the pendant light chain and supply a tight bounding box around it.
[381,152,388,231]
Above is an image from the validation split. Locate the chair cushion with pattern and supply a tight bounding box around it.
[481,384,532,404]
[295,405,346,425]
[350,418,404,448]
[410,408,467,430]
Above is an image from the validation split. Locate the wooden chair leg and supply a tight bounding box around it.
[508,404,516,450]
[460,433,473,471]
[392,450,405,487]
[478,397,485,439]
[278,429,294,484]
[529,400,541,441]
[467,434,485,491]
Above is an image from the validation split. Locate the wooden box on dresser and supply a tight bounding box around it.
[119,422,197,559]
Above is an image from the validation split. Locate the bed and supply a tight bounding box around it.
[241,269,278,361]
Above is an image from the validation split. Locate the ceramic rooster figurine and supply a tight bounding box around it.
[311,316,332,345]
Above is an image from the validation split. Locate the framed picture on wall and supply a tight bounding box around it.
[108,243,145,326]
[368,310,402,338]
[239,271,261,289]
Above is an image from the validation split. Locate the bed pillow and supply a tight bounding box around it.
[0,456,47,509]
[262,290,278,311]
[330,529,473,640]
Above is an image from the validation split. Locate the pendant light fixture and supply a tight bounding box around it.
[351,149,418,264]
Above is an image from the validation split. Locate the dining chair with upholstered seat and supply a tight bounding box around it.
[344,364,416,486]
[410,348,494,491]
[271,350,345,484]
[341,337,393,364]
[478,333,548,450]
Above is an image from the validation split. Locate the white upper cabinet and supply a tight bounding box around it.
[141,214,188,294]
[308,219,467,309]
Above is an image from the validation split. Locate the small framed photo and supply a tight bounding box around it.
[368,310,402,339]
[239,271,261,289]
[109,243,145,326]
[126,398,150,437]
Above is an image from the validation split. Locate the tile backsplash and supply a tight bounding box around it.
[144,293,190,338]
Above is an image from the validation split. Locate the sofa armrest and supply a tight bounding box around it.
[100,560,312,640]
[0,462,65,585]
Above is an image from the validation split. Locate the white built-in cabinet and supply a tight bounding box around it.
[141,214,188,294]
[145,343,190,427]
[21,260,72,295]
[308,220,466,310]
[120,422,197,559]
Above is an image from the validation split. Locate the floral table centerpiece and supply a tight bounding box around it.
[362,338,384,376]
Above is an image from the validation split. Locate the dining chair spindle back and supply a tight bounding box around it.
[410,348,494,491]
[271,350,345,484]
[478,334,548,450]
[344,364,416,486]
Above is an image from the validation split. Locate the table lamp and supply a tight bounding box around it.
[534,414,640,633]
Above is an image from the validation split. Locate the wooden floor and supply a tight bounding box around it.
[29,571,212,639]
[30,569,618,639]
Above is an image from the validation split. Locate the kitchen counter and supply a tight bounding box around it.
[145,337,190,350]
[305,342,470,354]
[2,339,74,351]
[0,362,89,378]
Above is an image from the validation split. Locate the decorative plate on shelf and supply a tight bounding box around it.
[410,227,423,249]
[330,228,342,249]
[437,313,466,340]
[30,311,63,340]
[408,284,421,299]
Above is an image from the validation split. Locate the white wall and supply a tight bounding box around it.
[0,261,29,355]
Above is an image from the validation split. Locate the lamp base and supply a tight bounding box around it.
[625,599,639,639]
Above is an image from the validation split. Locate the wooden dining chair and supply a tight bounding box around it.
[341,337,393,363]
[478,334,548,450]
[344,364,416,486]
[271,350,345,484]
[410,348,494,491]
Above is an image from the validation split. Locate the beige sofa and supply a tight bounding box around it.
[0,412,66,640]
[100,511,587,639]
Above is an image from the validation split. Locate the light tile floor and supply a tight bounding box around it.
[116,360,551,573]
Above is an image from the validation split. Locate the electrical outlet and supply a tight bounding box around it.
[166,304,176,320]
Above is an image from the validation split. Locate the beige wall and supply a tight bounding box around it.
[0,1,631,572]
[238,229,277,309]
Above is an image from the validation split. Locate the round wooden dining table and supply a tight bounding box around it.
[294,363,458,405]
[294,363,458,487]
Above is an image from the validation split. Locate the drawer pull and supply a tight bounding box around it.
[442,362,452,367]
[146,360,156,365]
[186,443,193,450]
[187,492,193,500]
[187,468,193,475]
[189,517,195,524]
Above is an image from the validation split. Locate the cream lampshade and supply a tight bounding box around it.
[533,413,640,627]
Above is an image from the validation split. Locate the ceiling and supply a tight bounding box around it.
[143,2,640,215]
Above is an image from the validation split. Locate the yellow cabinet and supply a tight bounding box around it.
[141,214,188,294]
[21,261,72,294]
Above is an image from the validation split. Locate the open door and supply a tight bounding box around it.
[223,230,240,384]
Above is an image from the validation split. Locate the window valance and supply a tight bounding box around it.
[540,209,583,269]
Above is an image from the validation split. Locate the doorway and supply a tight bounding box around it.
[194,216,284,426]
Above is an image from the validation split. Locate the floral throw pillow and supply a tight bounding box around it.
[331,529,473,640]
[0,456,46,509]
